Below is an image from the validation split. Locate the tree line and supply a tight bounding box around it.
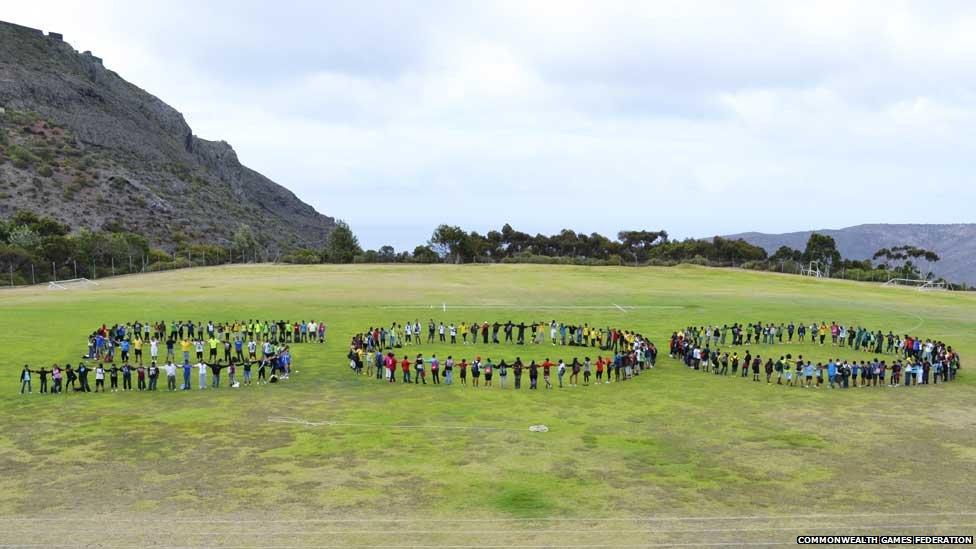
[0,211,958,288]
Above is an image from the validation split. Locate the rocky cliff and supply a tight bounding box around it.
[0,20,335,251]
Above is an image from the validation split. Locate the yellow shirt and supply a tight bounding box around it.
[180,340,191,352]
[133,338,142,350]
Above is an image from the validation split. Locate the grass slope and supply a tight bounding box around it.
[0,264,973,546]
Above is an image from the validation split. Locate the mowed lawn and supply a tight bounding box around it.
[0,264,974,547]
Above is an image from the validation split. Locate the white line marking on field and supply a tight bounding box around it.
[443,303,447,312]
[613,303,627,313]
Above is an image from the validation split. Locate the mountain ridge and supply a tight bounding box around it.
[724,223,976,285]
[0,20,335,251]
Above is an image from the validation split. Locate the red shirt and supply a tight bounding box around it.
[596,359,604,372]
[401,359,410,372]
[542,360,552,374]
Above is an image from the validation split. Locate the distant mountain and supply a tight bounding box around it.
[725,224,976,285]
[0,21,335,251]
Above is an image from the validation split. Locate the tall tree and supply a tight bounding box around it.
[617,230,668,264]
[323,220,361,264]
[802,233,841,274]
[430,224,469,264]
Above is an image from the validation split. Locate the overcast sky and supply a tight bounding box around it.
[6,1,976,250]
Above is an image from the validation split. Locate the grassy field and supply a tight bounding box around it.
[0,263,974,547]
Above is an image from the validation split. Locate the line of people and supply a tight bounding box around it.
[85,318,326,366]
[18,351,294,395]
[349,351,655,388]
[348,320,656,389]
[353,319,640,351]
[669,325,961,389]
[680,322,941,357]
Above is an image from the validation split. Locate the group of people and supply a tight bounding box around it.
[18,351,292,395]
[16,318,320,395]
[351,319,638,351]
[347,320,657,389]
[85,319,325,365]
[680,322,934,355]
[669,322,962,389]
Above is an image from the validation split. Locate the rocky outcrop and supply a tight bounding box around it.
[0,20,335,250]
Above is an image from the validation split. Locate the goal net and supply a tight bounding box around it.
[800,261,825,278]
[882,278,949,291]
[47,278,100,290]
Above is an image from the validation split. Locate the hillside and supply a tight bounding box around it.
[726,224,976,285]
[0,21,335,251]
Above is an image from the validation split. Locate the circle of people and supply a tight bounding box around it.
[669,321,962,388]
[348,319,657,389]
[17,319,328,395]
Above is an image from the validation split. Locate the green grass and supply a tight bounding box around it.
[0,263,974,546]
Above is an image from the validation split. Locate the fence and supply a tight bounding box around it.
[2,248,276,288]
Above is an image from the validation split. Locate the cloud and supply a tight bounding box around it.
[5,0,976,249]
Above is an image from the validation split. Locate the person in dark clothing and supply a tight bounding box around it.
[36,367,49,393]
[77,363,91,392]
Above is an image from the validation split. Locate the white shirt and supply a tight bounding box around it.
[197,363,207,373]
[166,363,177,376]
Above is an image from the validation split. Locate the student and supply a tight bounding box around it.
[595,356,605,383]
[542,359,553,389]
[19,365,31,394]
[52,365,62,394]
[414,354,426,385]
[34,366,49,394]
[570,358,581,387]
[211,361,222,388]
[803,361,814,388]
[94,364,105,392]
[180,338,192,364]
[133,337,143,365]
[484,359,493,388]
[78,363,91,392]
[401,356,411,384]
[197,361,207,389]
[582,358,591,386]
[528,360,539,389]
[133,363,146,390]
[149,362,160,391]
[498,359,508,388]
[165,361,177,390]
[471,358,480,387]
[458,358,467,385]
[208,336,220,363]
[242,359,252,386]
[257,357,268,384]
[443,356,454,385]
[513,358,523,389]
[180,361,191,390]
[430,355,440,384]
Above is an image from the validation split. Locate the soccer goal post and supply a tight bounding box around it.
[47,277,100,290]
[800,261,824,278]
[882,278,949,291]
